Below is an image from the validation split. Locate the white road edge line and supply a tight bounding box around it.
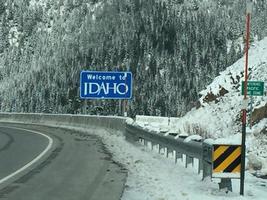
[0,126,53,185]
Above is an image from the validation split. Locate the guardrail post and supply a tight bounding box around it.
[151,142,158,150]
[151,142,155,150]
[158,144,162,154]
[202,142,212,180]
[198,159,203,174]
[144,139,148,146]
[163,147,167,157]
[175,151,183,163]
[202,162,212,180]
[185,155,193,168]
[219,178,232,192]
[166,148,173,158]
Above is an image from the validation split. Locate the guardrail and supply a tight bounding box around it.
[0,113,126,133]
[0,113,204,176]
[0,113,242,193]
[125,123,203,173]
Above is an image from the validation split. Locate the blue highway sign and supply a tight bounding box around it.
[80,71,132,99]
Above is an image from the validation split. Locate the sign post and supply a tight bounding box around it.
[249,96,253,129]
[240,0,252,195]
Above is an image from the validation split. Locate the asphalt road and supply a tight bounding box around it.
[0,123,127,200]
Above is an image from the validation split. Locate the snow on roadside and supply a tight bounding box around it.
[62,125,267,200]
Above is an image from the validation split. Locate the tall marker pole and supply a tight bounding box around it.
[240,0,252,196]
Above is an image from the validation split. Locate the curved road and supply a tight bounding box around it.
[0,123,127,200]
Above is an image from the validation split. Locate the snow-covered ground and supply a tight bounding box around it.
[2,116,267,200]
[68,125,267,200]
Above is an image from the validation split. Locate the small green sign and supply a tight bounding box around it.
[241,81,264,96]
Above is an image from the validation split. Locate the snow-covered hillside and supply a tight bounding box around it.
[135,37,267,176]
[177,37,267,132]
[174,37,267,175]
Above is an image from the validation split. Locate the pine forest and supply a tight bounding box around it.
[0,0,266,117]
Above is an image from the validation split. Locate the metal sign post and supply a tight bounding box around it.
[240,0,252,195]
[249,96,253,129]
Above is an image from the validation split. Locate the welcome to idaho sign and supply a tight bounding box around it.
[80,71,132,99]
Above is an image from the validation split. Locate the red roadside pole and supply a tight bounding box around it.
[240,0,252,196]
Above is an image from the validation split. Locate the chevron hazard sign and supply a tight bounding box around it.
[213,145,241,175]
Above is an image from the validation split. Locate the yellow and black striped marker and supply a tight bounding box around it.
[213,145,241,173]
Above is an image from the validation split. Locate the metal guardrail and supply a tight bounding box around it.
[125,123,203,173]
[0,113,126,133]
[0,113,239,192]
[0,113,205,176]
